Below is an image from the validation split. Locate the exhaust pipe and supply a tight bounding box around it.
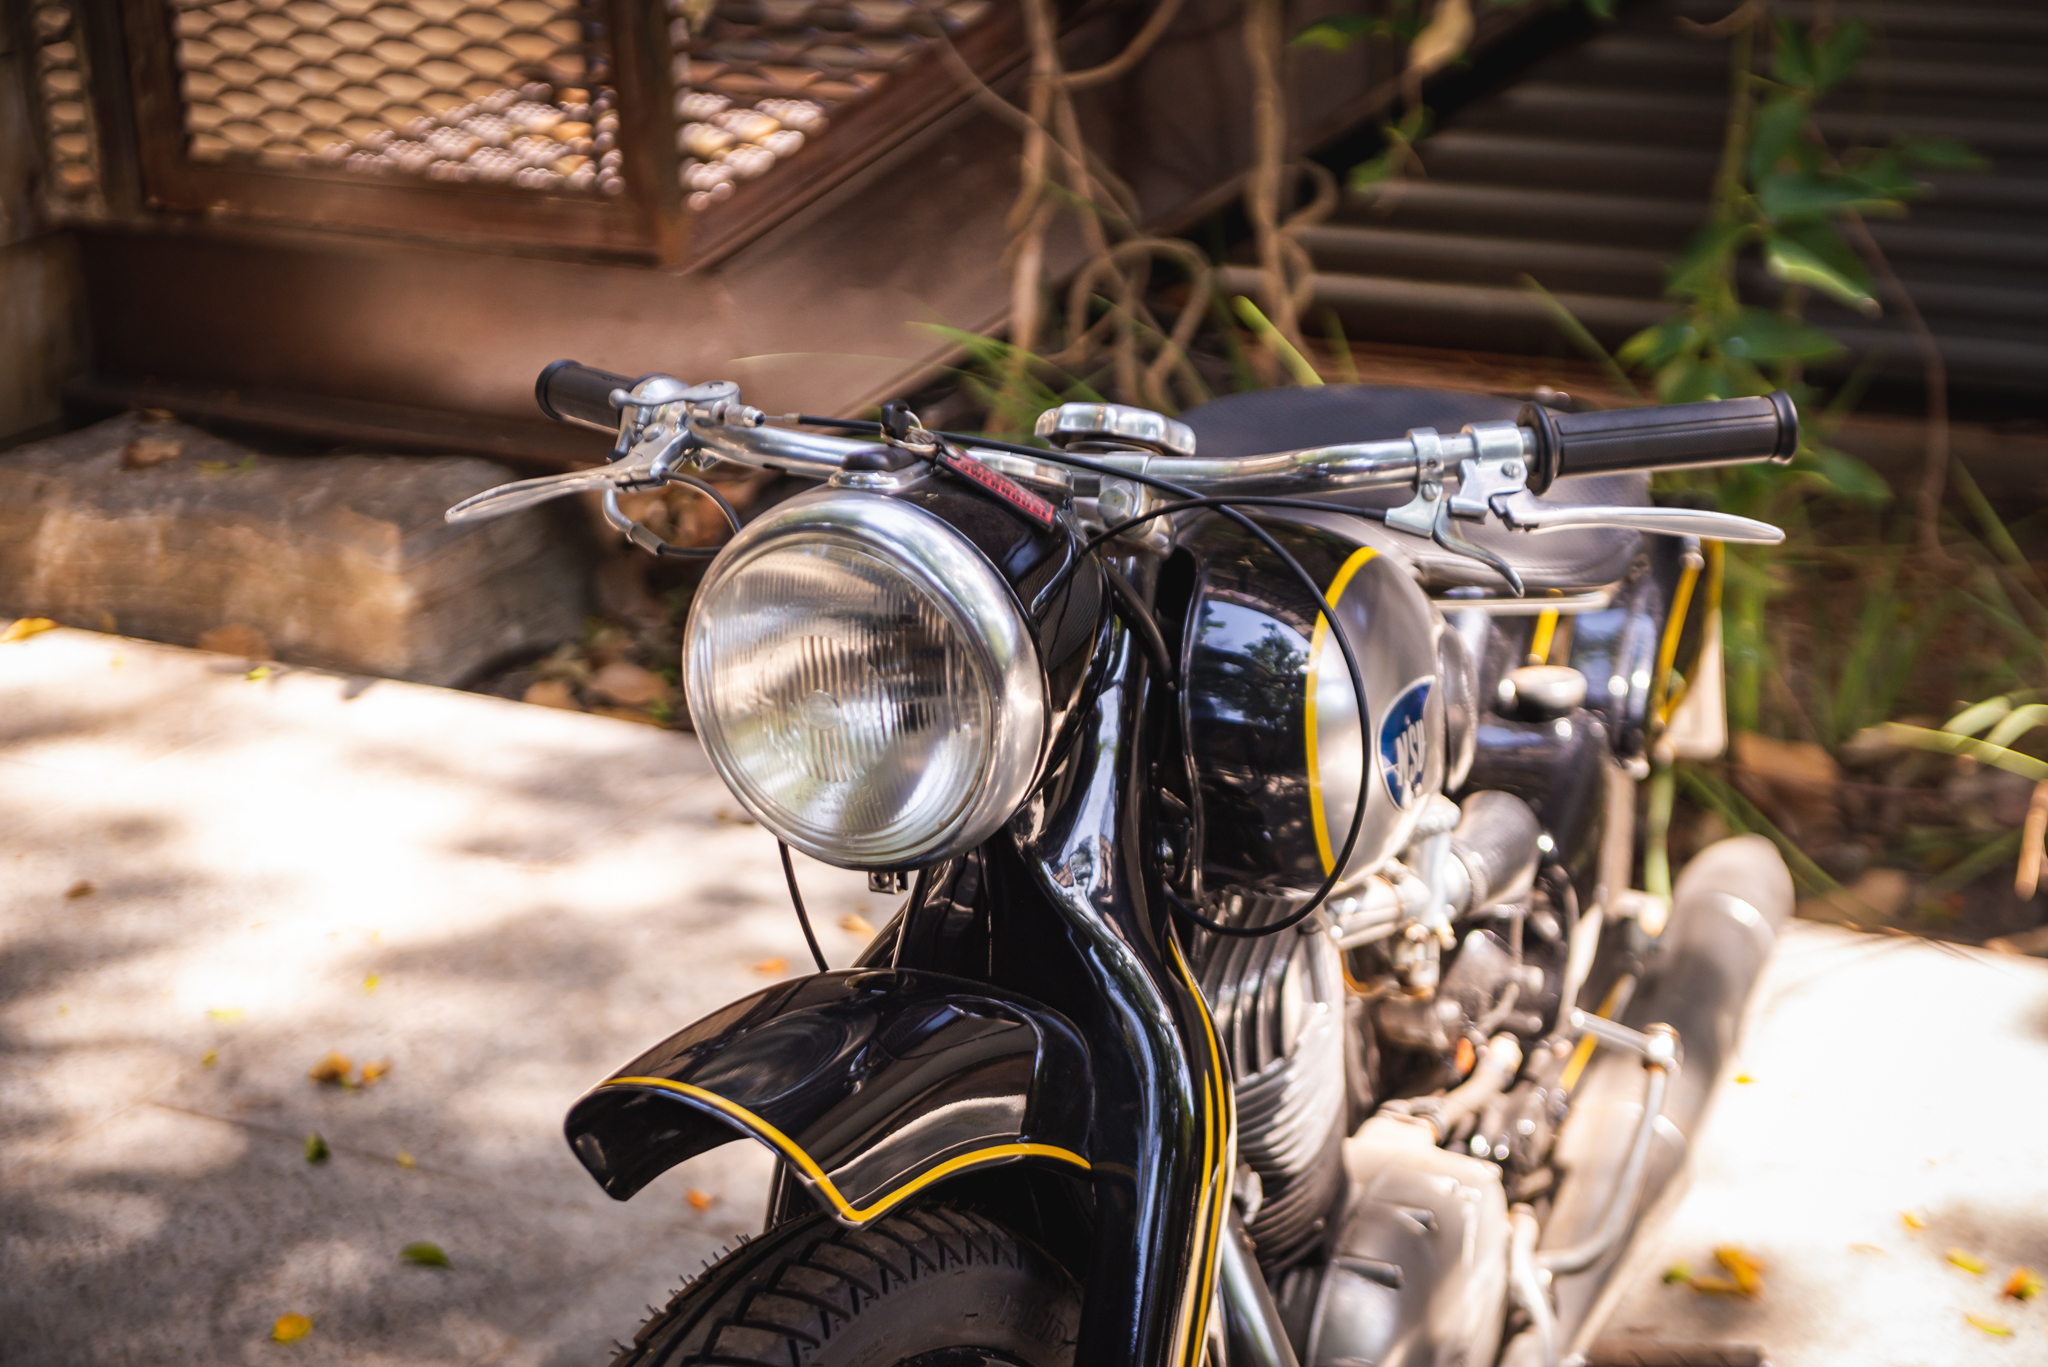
[1502,835,1793,1365]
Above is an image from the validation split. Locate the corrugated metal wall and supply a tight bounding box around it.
[1243,0,2048,409]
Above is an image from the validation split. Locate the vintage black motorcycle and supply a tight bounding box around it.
[446,364,1801,1367]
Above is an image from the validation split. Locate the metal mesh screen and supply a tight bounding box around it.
[166,0,626,195]
[668,0,997,210]
[31,1,104,213]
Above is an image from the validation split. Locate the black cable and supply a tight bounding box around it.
[778,841,830,973]
[618,471,746,559]
[1102,560,1177,688]
[784,417,1378,939]
[1032,493,1388,615]
[672,471,744,535]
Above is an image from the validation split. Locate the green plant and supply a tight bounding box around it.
[1617,16,1979,410]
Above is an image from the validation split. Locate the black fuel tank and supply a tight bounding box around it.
[1177,512,1445,911]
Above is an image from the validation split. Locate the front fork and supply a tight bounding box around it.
[1027,615,1234,1367]
[949,604,1238,1367]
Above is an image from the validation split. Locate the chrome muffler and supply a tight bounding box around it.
[1504,834,1794,1365]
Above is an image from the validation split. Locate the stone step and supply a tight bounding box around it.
[0,415,592,686]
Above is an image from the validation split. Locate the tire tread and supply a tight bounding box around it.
[610,1204,1073,1367]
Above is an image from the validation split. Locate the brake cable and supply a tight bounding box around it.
[602,470,744,559]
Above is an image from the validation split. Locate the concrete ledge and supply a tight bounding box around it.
[0,415,592,685]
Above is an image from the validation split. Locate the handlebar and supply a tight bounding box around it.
[1518,391,1797,493]
[488,361,1791,560]
[535,359,638,431]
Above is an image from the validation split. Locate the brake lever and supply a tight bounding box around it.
[1491,489,1784,545]
[1383,426,1527,596]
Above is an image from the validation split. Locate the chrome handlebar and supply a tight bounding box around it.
[444,376,1785,588]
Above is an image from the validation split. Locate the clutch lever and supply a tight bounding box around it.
[445,380,738,526]
[1491,489,1784,545]
[444,449,671,524]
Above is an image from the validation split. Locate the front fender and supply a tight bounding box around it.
[564,969,1093,1224]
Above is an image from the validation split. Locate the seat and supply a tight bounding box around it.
[1177,384,1648,593]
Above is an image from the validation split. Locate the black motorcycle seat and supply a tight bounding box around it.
[1177,385,1649,593]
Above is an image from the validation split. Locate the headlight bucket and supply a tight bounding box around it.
[684,489,1049,870]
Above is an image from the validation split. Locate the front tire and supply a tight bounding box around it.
[613,1203,1080,1367]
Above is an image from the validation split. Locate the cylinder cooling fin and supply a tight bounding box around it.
[1197,906,1353,1269]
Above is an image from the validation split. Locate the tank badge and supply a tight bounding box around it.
[1378,678,1434,810]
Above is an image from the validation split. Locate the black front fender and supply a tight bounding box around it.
[564,969,1093,1223]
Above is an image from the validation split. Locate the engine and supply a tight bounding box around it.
[1195,902,1351,1269]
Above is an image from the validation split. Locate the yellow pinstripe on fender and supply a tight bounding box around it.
[594,1076,1090,1224]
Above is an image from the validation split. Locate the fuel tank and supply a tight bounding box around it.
[1175,512,1446,909]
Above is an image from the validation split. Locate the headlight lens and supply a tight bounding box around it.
[685,492,1047,868]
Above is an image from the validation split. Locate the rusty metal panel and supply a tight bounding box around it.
[666,0,1000,212]
[27,0,106,216]
[163,0,628,195]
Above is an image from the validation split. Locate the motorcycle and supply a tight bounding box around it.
[446,363,1802,1367]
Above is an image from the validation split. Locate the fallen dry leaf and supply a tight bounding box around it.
[1901,1210,1925,1231]
[1947,1248,1989,1274]
[308,1052,353,1085]
[839,913,877,937]
[400,1240,450,1267]
[752,957,790,976]
[1,617,57,644]
[522,678,580,711]
[359,1060,391,1087]
[1733,729,1840,787]
[271,1313,312,1343]
[1713,1245,1764,1297]
[588,660,670,707]
[2004,1267,2043,1301]
[686,1188,716,1211]
[198,622,272,660]
[122,436,183,468]
[202,1050,218,1068]
[1966,1313,2014,1337]
[1662,1262,1692,1284]
[245,665,272,682]
[64,880,96,900]
[304,1132,330,1164]
[1687,1275,1744,1296]
[1796,867,1914,929]
[396,1150,416,1169]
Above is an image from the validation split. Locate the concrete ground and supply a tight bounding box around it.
[6,625,2048,1366]
[1598,922,2048,1366]
[0,626,879,1367]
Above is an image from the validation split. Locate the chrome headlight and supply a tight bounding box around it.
[684,491,1048,869]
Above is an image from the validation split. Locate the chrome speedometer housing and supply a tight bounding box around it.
[684,488,1049,870]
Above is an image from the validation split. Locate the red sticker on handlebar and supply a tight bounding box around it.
[934,447,1059,530]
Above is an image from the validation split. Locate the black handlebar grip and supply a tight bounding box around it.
[1518,391,1798,493]
[535,359,635,429]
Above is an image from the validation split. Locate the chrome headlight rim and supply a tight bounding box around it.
[685,488,1049,869]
